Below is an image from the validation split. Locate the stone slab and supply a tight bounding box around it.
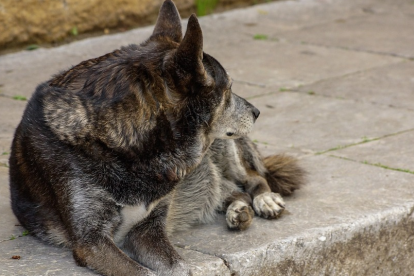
[248,92,414,153]
[176,248,230,276]
[0,139,11,156]
[207,39,401,89]
[351,0,414,17]
[332,130,414,173]
[171,154,414,275]
[0,167,22,242]
[0,97,26,136]
[202,0,365,40]
[254,142,312,159]
[279,11,414,58]
[296,60,414,110]
[0,235,230,276]
[0,144,11,167]
[0,237,98,276]
[232,81,274,100]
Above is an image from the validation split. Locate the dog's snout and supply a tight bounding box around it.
[252,107,260,121]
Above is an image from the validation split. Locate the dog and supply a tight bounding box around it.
[167,137,305,234]
[9,1,304,275]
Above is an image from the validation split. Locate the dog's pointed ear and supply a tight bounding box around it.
[175,14,204,73]
[152,0,182,43]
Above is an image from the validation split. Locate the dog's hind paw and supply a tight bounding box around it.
[226,200,255,230]
[253,192,285,219]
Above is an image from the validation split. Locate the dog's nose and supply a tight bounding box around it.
[252,107,260,121]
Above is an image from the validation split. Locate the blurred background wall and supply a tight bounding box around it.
[0,0,274,51]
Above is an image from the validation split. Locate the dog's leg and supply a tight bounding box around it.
[73,237,155,276]
[245,173,285,219]
[121,199,191,276]
[66,188,155,276]
[224,191,255,230]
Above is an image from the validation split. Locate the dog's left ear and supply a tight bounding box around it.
[175,14,204,74]
[151,0,182,43]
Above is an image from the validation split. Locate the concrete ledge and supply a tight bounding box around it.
[170,155,414,275]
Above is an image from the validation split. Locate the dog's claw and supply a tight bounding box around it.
[253,192,285,219]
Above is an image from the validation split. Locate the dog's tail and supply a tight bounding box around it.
[263,154,306,196]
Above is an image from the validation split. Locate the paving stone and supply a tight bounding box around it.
[279,11,414,58]
[201,0,366,40]
[209,39,402,89]
[296,60,414,110]
[248,92,414,153]
[232,81,274,99]
[0,142,11,167]
[0,139,12,156]
[0,234,230,276]
[0,167,22,242]
[0,97,26,136]
[352,0,414,16]
[176,248,230,276]
[171,154,414,275]
[331,130,414,173]
[254,142,311,158]
[0,237,98,276]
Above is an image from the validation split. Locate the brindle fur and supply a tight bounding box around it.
[9,1,304,275]
[167,138,305,233]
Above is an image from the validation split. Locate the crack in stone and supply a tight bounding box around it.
[330,155,414,175]
[317,128,414,155]
[173,244,233,274]
[295,40,411,60]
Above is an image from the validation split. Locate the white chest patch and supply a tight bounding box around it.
[229,140,247,177]
[113,203,150,245]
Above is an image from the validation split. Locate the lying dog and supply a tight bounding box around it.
[9,1,304,275]
[168,138,305,233]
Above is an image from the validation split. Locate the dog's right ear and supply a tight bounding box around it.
[174,14,204,75]
[151,0,182,43]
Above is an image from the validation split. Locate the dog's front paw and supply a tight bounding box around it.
[253,192,285,219]
[226,200,255,230]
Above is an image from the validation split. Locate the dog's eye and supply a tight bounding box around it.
[226,132,234,137]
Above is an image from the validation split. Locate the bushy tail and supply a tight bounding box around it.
[263,155,306,196]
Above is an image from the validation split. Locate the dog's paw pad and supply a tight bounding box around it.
[226,201,254,230]
[253,192,285,219]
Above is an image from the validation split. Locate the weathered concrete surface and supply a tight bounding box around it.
[1,0,414,275]
[211,40,401,89]
[332,130,414,173]
[171,155,414,275]
[277,1,414,58]
[0,235,228,276]
[296,61,414,110]
[248,92,414,153]
[0,168,21,243]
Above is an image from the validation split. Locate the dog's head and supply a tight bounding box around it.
[148,0,260,140]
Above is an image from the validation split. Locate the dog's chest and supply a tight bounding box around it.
[113,203,153,244]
